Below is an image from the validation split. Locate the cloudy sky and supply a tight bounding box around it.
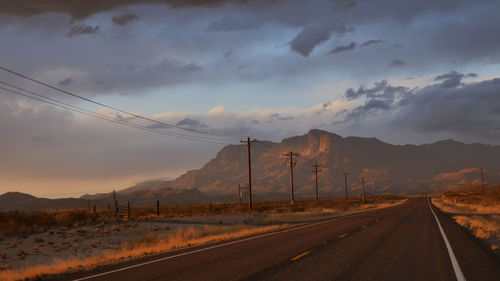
[1,0,499,197]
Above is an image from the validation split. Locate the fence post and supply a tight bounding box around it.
[156,200,160,217]
[127,201,131,220]
[93,204,96,214]
[115,200,118,220]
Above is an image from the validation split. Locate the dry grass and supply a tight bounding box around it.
[453,215,500,241]
[0,224,285,281]
[432,186,500,252]
[0,210,107,236]
[256,199,407,224]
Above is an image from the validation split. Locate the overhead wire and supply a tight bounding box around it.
[0,80,237,143]
[0,85,231,145]
[0,65,244,140]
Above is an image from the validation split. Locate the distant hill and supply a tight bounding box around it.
[0,192,92,211]
[117,179,174,194]
[170,129,499,196]
[81,187,210,206]
[0,187,210,211]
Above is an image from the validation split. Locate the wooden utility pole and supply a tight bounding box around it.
[241,137,256,212]
[283,151,300,206]
[361,177,366,204]
[127,201,131,220]
[311,163,322,208]
[342,171,350,200]
[480,167,485,194]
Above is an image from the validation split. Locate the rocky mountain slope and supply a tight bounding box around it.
[170,129,499,196]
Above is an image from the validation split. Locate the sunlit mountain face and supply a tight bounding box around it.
[1,0,499,197]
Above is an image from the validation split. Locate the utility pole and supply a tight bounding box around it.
[361,177,366,204]
[283,151,300,206]
[342,171,350,200]
[480,167,485,194]
[241,137,256,212]
[311,163,322,208]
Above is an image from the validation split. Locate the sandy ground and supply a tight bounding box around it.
[0,214,256,271]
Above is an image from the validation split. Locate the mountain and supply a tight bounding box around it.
[0,187,211,211]
[0,192,92,211]
[170,129,499,196]
[81,187,210,206]
[117,179,174,194]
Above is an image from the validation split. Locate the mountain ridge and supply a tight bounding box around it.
[169,129,499,195]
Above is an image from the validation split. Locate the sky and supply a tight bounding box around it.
[0,0,499,197]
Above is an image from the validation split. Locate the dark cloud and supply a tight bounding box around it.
[344,99,392,121]
[361,39,383,47]
[223,51,232,58]
[334,0,357,10]
[206,16,261,32]
[0,0,237,20]
[290,25,334,57]
[95,59,202,94]
[345,80,411,101]
[67,24,99,37]
[388,59,406,67]
[112,12,139,26]
[394,78,500,138]
[434,70,464,88]
[290,24,353,57]
[339,73,500,141]
[58,78,74,86]
[329,42,356,55]
[433,71,478,88]
[176,118,207,128]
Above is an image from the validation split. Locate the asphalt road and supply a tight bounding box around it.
[50,198,500,281]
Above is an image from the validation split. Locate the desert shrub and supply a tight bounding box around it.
[0,209,108,235]
[0,211,55,235]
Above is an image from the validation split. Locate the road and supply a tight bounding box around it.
[50,198,500,281]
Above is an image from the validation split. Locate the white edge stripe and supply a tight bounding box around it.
[71,210,375,281]
[428,199,466,281]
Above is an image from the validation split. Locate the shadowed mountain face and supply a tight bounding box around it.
[81,187,209,206]
[171,130,499,196]
[0,187,209,211]
[0,192,91,211]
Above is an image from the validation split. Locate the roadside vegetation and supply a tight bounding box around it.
[0,195,403,236]
[432,185,500,253]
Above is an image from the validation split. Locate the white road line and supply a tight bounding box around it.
[428,199,466,281]
[71,210,381,281]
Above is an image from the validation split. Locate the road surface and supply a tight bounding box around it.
[49,198,500,281]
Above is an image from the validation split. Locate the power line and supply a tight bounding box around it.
[0,80,234,143]
[0,65,243,140]
[0,86,231,145]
